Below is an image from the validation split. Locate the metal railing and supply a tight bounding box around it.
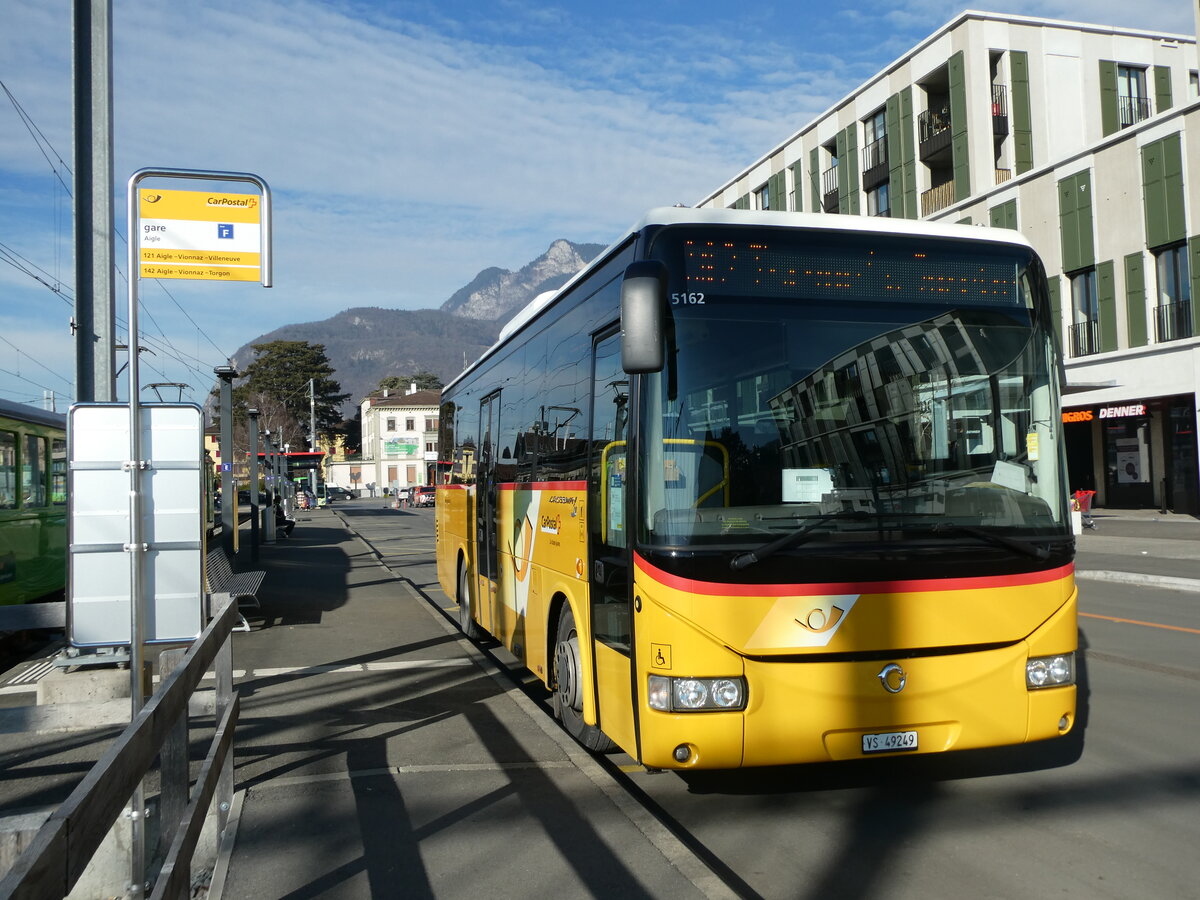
[918,107,952,159]
[821,165,839,212]
[861,136,888,173]
[1069,320,1100,357]
[920,181,955,216]
[1155,300,1194,342]
[1119,95,1152,128]
[992,84,1009,135]
[0,598,240,900]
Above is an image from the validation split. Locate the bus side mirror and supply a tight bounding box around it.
[620,260,667,374]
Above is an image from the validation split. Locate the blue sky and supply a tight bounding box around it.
[1,0,1193,409]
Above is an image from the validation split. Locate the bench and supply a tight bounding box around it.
[206,546,266,631]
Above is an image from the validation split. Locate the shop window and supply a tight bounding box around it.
[1069,269,1099,357]
[1154,244,1193,342]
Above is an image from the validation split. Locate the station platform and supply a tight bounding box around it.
[211,504,720,899]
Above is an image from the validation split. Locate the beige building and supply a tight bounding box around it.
[699,10,1200,513]
[359,386,440,495]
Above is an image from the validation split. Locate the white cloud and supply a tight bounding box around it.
[0,0,1194,404]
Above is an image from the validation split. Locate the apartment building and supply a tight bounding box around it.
[359,386,440,494]
[699,10,1200,514]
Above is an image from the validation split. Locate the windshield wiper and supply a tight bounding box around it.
[730,510,872,571]
[926,522,1050,561]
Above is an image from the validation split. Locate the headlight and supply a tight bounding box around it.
[648,674,746,712]
[1026,653,1074,689]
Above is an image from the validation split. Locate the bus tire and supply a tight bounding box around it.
[457,561,482,639]
[553,603,616,753]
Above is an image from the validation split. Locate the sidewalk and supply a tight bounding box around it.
[215,504,723,900]
[1074,507,1200,591]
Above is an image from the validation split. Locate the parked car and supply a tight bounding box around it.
[326,486,358,501]
[413,485,436,507]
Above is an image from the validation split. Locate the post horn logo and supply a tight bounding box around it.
[143,193,162,203]
[795,604,844,633]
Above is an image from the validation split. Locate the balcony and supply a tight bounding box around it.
[920,181,955,217]
[918,108,952,162]
[1155,300,1194,342]
[991,84,1008,136]
[861,136,889,191]
[994,167,1013,185]
[1119,95,1152,128]
[821,165,839,213]
[1069,320,1100,358]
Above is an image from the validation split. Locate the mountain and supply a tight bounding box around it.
[440,239,605,320]
[225,239,605,417]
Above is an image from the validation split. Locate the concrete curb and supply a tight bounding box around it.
[1076,570,1200,593]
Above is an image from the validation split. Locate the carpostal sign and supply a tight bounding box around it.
[139,188,264,282]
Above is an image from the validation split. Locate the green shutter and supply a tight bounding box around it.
[885,93,905,219]
[1124,252,1147,347]
[735,194,750,210]
[1190,236,1200,334]
[1142,133,1186,248]
[1154,65,1173,113]
[810,147,821,212]
[845,125,860,216]
[1010,51,1034,174]
[769,171,785,211]
[948,51,971,202]
[790,163,803,212]
[1099,60,1119,136]
[1046,275,1062,344]
[958,217,973,225]
[901,88,917,219]
[989,199,1017,230]
[1059,171,1095,273]
[836,130,849,214]
[1096,260,1117,352]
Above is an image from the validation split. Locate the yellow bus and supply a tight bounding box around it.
[436,209,1077,769]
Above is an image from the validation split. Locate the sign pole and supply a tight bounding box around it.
[121,167,272,895]
[124,159,148,899]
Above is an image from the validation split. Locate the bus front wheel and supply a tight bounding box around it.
[457,562,482,639]
[553,603,616,752]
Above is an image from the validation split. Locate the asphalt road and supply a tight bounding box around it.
[343,502,1200,900]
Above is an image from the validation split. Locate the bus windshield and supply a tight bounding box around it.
[637,226,1069,555]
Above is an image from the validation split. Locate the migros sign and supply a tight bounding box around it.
[1062,403,1147,424]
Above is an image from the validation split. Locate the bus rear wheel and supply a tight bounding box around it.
[457,562,481,639]
[553,603,616,752]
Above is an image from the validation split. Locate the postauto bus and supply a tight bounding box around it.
[435,208,1076,769]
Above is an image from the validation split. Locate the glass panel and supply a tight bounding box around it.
[0,432,15,510]
[22,436,46,507]
[638,227,1068,556]
[51,439,67,505]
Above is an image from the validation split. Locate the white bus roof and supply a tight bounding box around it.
[448,208,1035,393]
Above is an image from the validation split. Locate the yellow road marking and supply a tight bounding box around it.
[1080,611,1200,635]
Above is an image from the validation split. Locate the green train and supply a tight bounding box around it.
[0,397,67,605]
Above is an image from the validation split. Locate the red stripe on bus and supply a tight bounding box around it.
[495,481,588,491]
[634,553,1074,597]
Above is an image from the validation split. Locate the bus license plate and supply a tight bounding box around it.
[862,730,918,754]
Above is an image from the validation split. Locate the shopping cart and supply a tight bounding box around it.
[1073,489,1097,529]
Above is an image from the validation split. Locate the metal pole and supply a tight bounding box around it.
[73,0,117,403]
[309,378,318,493]
[124,168,147,899]
[215,367,238,559]
[248,409,260,561]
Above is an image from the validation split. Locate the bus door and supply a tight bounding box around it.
[476,391,501,633]
[588,330,638,752]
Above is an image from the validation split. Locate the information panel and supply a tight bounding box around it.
[68,403,204,646]
[138,188,263,281]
